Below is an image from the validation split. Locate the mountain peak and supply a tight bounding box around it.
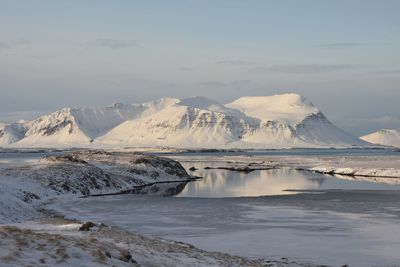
[2,94,366,148]
[178,96,222,109]
[143,97,180,109]
[226,93,319,125]
[111,102,124,109]
[361,129,400,147]
[231,93,315,108]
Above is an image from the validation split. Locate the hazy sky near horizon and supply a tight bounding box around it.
[1,0,399,135]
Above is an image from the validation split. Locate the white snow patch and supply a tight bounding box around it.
[361,129,400,147]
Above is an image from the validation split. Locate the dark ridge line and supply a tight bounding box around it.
[81,178,200,198]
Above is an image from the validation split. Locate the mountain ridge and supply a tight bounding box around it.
[1,93,370,148]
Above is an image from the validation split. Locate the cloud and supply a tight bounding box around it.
[370,116,400,126]
[339,116,400,136]
[27,55,57,60]
[0,42,11,49]
[370,70,400,75]
[216,60,255,66]
[216,59,362,74]
[256,64,362,74]
[320,42,367,49]
[0,39,30,50]
[0,111,47,123]
[93,39,139,49]
[179,67,194,71]
[199,79,251,89]
[320,42,388,49]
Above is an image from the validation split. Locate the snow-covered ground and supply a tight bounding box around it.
[0,150,193,223]
[1,218,275,267]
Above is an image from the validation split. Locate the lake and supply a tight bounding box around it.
[49,148,400,267]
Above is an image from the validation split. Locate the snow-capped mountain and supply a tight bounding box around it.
[360,129,400,147]
[0,121,30,146]
[13,98,178,147]
[2,93,369,148]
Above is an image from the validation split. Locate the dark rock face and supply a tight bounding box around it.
[43,155,88,164]
[119,249,137,263]
[131,156,189,178]
[79,221,96,231]
[42,164,117,196]
[21,191,40,203]
[0,122,28,144]
[42,119,74,136]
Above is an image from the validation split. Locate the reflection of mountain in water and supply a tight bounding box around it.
[179,167,326,197]
[306,177,325,187]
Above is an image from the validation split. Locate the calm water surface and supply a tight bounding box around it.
[177,163,400,197]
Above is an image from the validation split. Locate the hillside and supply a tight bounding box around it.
[1,94,369,148]
[361,129,400,147]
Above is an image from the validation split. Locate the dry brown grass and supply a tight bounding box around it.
[0,224,141,266]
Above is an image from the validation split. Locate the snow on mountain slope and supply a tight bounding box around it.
[11,98,179,147]
[360,129,400,147]
[0,121,29,145]
[229,112,367,148]
[178,96,248,119]
[97,103,258,148]
[223,94,367,148]
[68,98,178,138]
[98,94,367,148]
[293,112,367,146]
[2,93,369,148]
[226,94,319,125]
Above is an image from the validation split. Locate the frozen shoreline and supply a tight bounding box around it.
[0,150,317,266]
[171,153,400,180]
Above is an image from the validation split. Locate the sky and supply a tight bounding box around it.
[0,0,399,136]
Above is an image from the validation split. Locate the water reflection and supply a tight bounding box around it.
[178,167,325,197]
[178,162,400,197]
